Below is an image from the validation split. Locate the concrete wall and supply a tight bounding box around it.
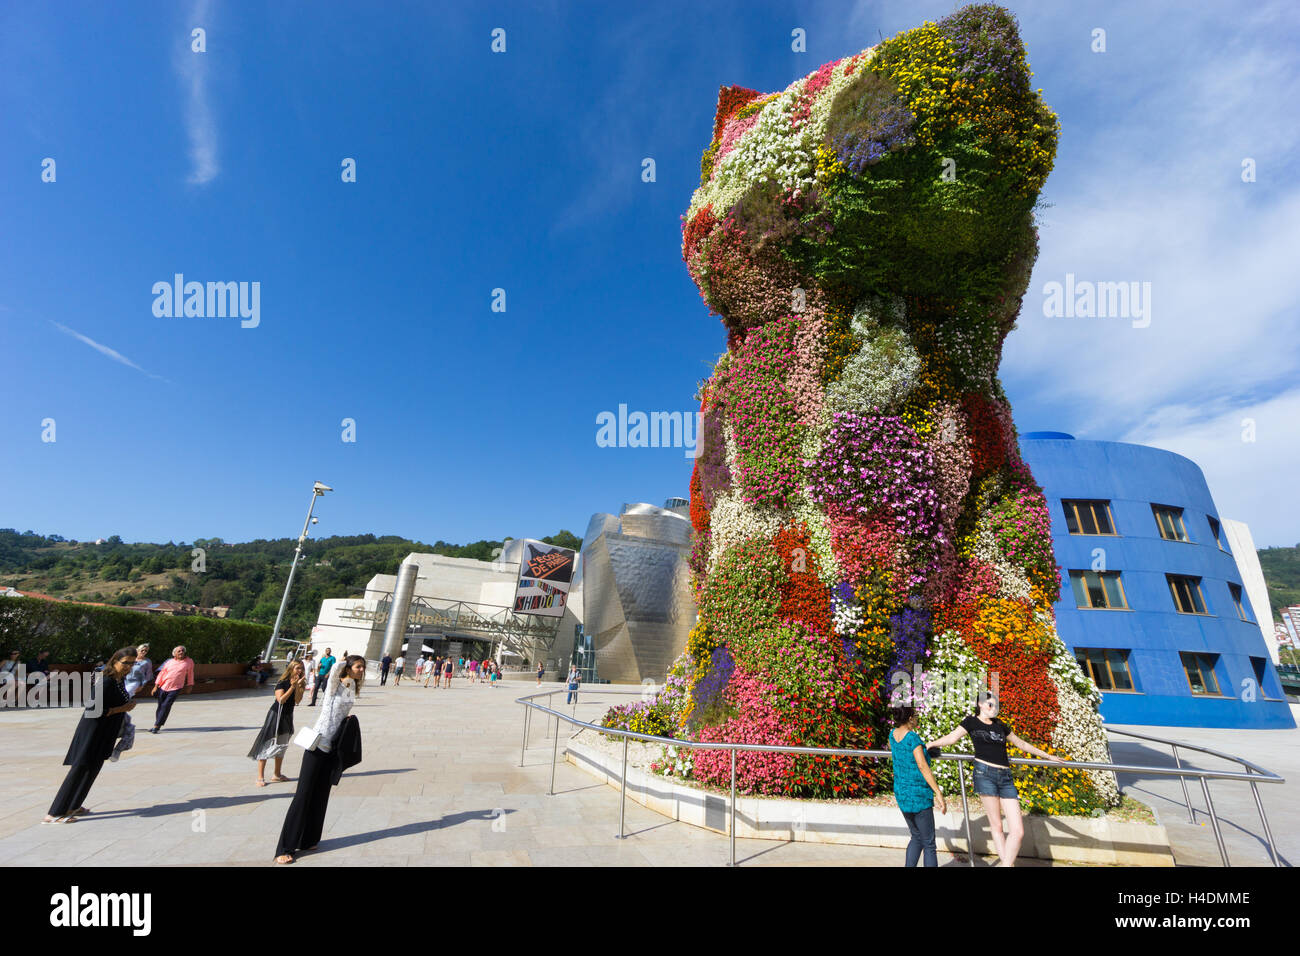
[1222,518,1279,665]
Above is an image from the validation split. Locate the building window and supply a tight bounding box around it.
[1074,647,1135,691]
[1069,570,1129,610]
[1229,583,1251,622]
[1063,500,1116,535]
[1181,652,1222,696]
[1168,574,1208,614]
[1152,504,1190,542]
[1207,516,1229,553]
[1251,657,1281,700]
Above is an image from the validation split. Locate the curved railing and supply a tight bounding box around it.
[516,688,1285,867]
[1105,726,1282,867]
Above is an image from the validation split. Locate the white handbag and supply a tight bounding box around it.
[293,725,321,751]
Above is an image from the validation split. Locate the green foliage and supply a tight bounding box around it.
[0,596,269,665]
[1259,546,1300,621]
[540,530,582,552]
[0,527,584,643]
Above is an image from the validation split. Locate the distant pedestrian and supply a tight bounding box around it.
[274,656,366,865]
[535,661,544,687]
[149,646,195,733]
[2,650,20,682]
[124,644,154,698]
[442,658,452,688]
[27,650,51,681]
[251,660,306,786]
[393,654,405,685]
[424,656,438,688]
[565,665,580,704]
[380,654,392,685]
[43,647,139,823]
[309,648,336,706]
[889,704,946,867]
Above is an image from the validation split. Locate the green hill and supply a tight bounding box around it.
[1258,545,1300,622]
[0,528,582,643]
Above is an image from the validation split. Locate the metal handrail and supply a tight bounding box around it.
[1105,726,1284,867]
[516,688,1285,868]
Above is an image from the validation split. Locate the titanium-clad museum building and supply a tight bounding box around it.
[1019,433,1293,729]
[577,499,694,684]
[308,499,695,684]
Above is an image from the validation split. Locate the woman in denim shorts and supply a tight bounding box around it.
[929,694,1063,866]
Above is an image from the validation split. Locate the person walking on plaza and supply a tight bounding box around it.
[442,657,452,688]
[380,653,392,685]
[251,659,306,786]
[928,693,1064,867]
[309,648,336,706]
[393,653,405,686]
[115,643,155,750]
[565,664,580,705]
[149,645,195,733]
[889,704,946,867]
[124,644,154,698]
[536,661,544,687]
[274,656,366,865]
[43,647,139,823]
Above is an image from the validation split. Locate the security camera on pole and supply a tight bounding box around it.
[263,481,332,663]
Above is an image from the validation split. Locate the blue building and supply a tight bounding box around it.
[1018,433,1293,729]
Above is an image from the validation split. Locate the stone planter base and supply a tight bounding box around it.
[566,736,1173,866]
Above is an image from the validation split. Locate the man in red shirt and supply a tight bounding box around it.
[149,645,196,733]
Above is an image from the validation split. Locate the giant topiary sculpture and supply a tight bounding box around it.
[605,4,1118,813]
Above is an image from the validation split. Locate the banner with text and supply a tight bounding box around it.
[512,540,576,618]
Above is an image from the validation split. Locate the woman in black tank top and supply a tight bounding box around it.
[928,694,1063,867]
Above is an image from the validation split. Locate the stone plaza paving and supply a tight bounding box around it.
[0,676,1293,867]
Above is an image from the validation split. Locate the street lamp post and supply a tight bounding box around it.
[263,481,332,663]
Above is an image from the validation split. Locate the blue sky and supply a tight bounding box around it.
[2,0,1297,549]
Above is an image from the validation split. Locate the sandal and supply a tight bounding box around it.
[70,806,90,817]
[274,854,295,865]
[271,775,290,783]
[256,780,267,787]
[41,815,76,824]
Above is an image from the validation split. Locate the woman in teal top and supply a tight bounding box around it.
[890,705,946,867]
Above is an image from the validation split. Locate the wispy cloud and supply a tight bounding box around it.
[1118,387,1300,548]
[51,322,171,384]
[175,0,218,185]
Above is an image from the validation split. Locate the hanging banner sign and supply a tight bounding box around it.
[512,539,576,617]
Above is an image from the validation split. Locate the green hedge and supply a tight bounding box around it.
[0,597,270,665]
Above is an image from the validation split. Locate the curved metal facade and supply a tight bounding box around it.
[580,500,695,683]
[1019,435,1293,729]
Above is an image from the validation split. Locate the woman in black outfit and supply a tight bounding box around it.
[274,655,365,864]
[929,693,1063,866]
[43,646,138,823]
[250,659,306,786]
